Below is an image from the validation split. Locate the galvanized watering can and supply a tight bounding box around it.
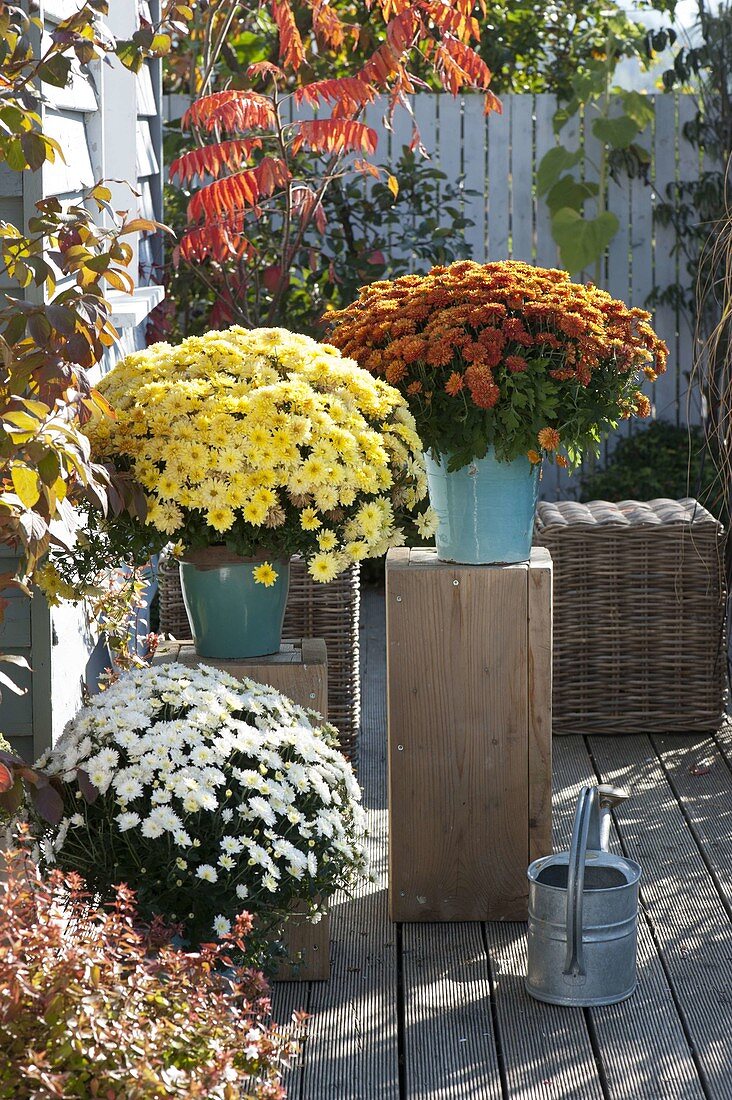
[525,784,641,1007]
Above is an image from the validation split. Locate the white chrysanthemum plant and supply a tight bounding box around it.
[36,663,368,955]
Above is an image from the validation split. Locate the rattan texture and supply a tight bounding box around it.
[157,556,361,761]
[533,498,728,735]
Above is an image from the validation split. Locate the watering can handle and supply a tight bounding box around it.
[563,786,601,978]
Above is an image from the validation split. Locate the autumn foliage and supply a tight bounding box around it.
[172,0,500,325]
[0,835,300,1100]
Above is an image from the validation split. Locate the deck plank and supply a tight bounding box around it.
[590,734,732,1099]
[487,920,605,1100]
[555,737,706,1100]
[652,732,732,913]
[402,922,502,1099]
[295,587,400,1099]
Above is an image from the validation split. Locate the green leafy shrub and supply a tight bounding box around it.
[0,833,299,1100]
[579,420,719,509]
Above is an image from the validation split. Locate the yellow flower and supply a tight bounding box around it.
[309,552,341,583]
[344,540,369,562]
[300,507,322,531]
[242,500,268,525]
[253,561,278,587]
[317,529,338,551]
[206,505,235,533]
[355,501,383,540]
[415,509,439,539]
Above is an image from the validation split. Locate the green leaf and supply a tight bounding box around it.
[620,90,655,130]
[38,54,72,89]
[551,207,619,273]
[546,175,599,215]
[591,114,639,149]
[536,146,582,195]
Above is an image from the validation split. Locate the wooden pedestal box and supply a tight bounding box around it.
[386,547,552,923]
[154,638,330,979]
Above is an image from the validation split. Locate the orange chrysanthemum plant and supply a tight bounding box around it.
[326,260,668,471]
[171,1,500,328]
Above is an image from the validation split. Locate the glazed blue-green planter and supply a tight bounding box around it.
[425,449,540,565]
[179,554,290,660]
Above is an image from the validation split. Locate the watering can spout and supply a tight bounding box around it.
[597,784,629,851]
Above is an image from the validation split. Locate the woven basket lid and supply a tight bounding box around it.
[535,497,721,532]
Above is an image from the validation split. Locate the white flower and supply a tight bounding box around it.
[249,795,277,828]
[235,883,249,900]
[174,830,192,848]
[262,873,278,892]
[218,854,235,870]
[197,864,218,883]
[116,811,141,832]
[213,915,231,937]
[87,766,113,794]
[70,813,85,827]
[140,816,164,839]
[114,775,144,802]
[221,836,243,854]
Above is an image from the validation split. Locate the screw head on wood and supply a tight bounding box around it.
[396,595,402,602]
[397,744,404,751]
[309,692,316,699]
[453,579,459,586]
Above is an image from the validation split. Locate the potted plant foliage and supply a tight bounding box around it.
[86,326,430,659]
[327,260,668,564]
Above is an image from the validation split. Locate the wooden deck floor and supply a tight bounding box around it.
[272,587,732,1100]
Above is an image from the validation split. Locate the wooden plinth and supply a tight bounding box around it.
[386,547,552,922]
[153,637,330,979]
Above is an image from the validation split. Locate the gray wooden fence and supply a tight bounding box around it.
[165,91,701,499]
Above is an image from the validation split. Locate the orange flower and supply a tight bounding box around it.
[406,380,423,395]
[634,393,651,417]
[505,355,527,373]
[555,454,569,468]
[465,364,500,409]
[527,449,541,464]
[445,371,465,396]
[538,427,560,451]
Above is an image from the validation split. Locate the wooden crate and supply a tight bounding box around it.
[386,547,552,923]
[153,637,330,980]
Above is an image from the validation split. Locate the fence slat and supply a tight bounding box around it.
[534,94,557,268]
[652,93,680,425]
[510,95,534,261]
[437,96,464,250]
[462,95,486,261]
[606,96,631,304]
[677,94,698,425]
[487,99,510,260]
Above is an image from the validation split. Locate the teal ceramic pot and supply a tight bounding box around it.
[425,448,540,565]
[179,550,290,659]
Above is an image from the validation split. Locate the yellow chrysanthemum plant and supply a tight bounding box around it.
[86,327,433,590]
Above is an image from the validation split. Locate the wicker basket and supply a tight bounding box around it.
[533,498,727,735]
[157,556,361,761]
